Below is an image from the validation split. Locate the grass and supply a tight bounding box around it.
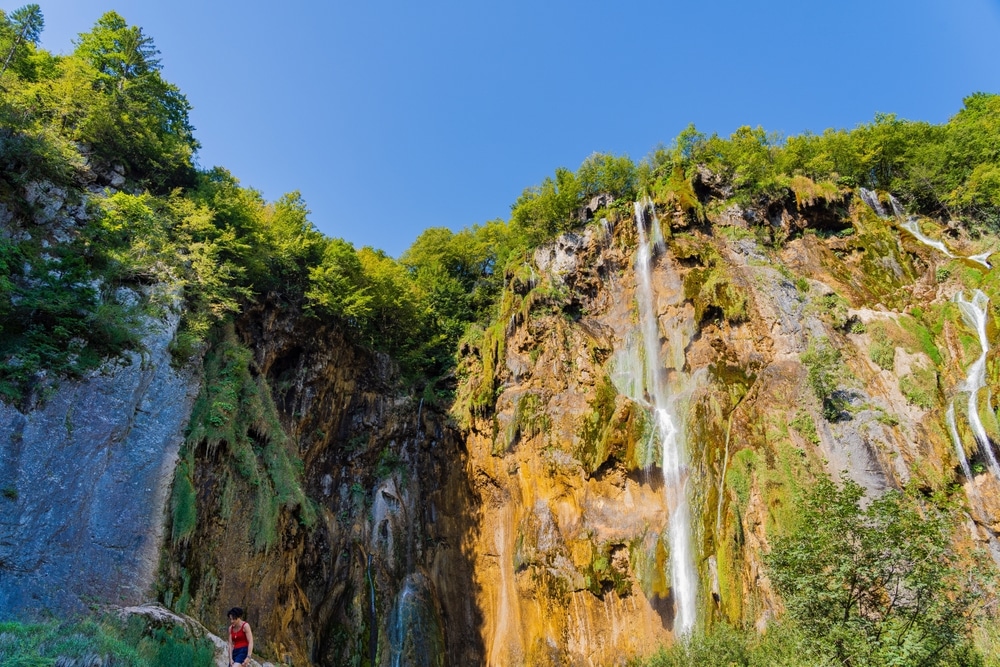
[0,615,216,667]
[899,367,939,409]
[867,323,895,371]
[789,410,820,445]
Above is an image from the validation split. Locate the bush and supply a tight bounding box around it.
[0,614,216,667]
[767,477,988,667]
[899,366,938,409]
[800,338,845,420]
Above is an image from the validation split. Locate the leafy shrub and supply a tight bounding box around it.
[0,614,216,667]
[899,366,939,409]
[867,323,895,370]
[767,477,987,667]
[800,338,845,420]
[788,410,820,445]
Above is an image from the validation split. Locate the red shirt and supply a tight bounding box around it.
[230,621,249,649]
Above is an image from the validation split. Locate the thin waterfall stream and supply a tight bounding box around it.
[859,187,992,268]
[631,199,697,636]
[954,290,1000,480]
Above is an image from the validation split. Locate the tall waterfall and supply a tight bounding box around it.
[954,290,1000,480]
[632,199,697,636]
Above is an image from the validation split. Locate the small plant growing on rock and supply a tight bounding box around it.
[899,367,939,409]
[867,324,895,371]
[789,410,820,445]
[801,338,847,421]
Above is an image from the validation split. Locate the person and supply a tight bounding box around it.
[227,607,254,666]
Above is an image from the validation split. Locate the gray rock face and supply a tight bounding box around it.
[0,305,200,617]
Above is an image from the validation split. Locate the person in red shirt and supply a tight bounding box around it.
[226,607,254,666]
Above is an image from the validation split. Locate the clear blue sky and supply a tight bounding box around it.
[13,1,1000,257]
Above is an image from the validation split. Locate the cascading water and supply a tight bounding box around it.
[859,187,887,218]
[630,198,697,636]
[947,403,977,484]
[873,191,993,268]
[900,217,954,258]
[954,290,1000,480]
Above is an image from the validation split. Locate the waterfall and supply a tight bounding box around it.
[632,199,697,636]
[859,188,887,218]
[947,403,978,487]
[900,217,954,258]
[889,194,906,219]
[954,290,1000,480]
[969,251,993,270]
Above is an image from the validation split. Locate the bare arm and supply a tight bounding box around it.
[245,623,254,661]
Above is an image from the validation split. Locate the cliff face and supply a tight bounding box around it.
[456,190,1000,664]
[159,299,483,666]
[0,298,199,616]
[5,184,1000,667]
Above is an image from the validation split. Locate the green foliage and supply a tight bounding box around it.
[630,621,813,667]
[0,615,215,667]
[788,410,819,445]
[169,453,197,545]
[183,327,314,551]
[0,4,44,80]
[70,11,198,190]
[510,167,581,247]
[899,313,944,365]
[800,338,845,420]
[576,152,638,200]
[726,449,758,510]
[899,366,939,409]
[575,376,619,472]
[867,323,895,371]
[0,235,143,403]
[767,477,988,667]
[675,235,748,323]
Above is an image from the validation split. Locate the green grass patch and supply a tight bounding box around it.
[0,615,216,667]
[899,367,939,409]
[789,410,820,445]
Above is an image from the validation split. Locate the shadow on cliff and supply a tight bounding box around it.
[211,296,487,665]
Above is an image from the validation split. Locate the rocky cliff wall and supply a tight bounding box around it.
[0,299,199,616]
[4,183,1000,667]
[159,298,483,666]
[457,191,1000,665]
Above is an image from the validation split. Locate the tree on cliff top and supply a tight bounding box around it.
[0,4,43,79]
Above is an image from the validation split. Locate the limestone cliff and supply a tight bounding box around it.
[4,182,1000,667]
[0,295,199,615]
[455,188,1000,664]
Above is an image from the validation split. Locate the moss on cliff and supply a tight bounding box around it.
[673,234,749,324]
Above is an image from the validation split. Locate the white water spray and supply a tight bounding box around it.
[946,403,977,484]
[874,193,993,268]
[954,290,1000,479]
[859,188,887,218]
[900,217,954,258]
[632,199,697,636]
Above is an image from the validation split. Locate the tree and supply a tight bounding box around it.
[71,12,197,189]
[74,11,160,91]
[767,477,987,666]
[0,4,43,79]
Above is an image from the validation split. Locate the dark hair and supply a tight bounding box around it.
[227,607,244,620]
